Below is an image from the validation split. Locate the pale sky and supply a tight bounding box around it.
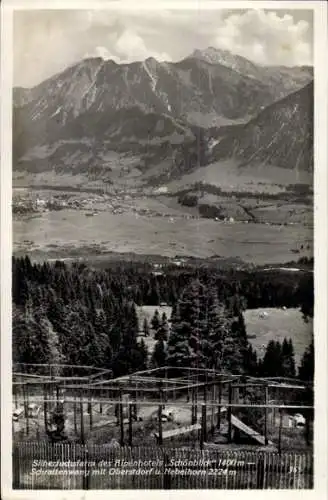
[13,8,313,88]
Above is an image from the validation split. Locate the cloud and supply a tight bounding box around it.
[84,28,172,63]
[114,29,171,62]
[13,8,313,87]
[85,46,120,62]
[213,10,312,66]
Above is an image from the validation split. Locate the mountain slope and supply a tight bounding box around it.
[13,54,274,143]
[190,47,313,98]
[13,53,278,174]
[211,81,313,173]
[13,50,313,156]
[13,50,313,186]
[15,106,196,177]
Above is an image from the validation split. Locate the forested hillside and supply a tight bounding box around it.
[12,257,313,380]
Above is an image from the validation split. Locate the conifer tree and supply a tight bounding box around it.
[151,309,160,331]
[152,339,167,368]
[112,301,143,376]
[298,339,314,381]
[243,345,258,376]
[205,293,231,370]
[261,340,283,377]
[187,280,208,366]
[167,303,194,367]
[136,338,149,371]
[154,317,169,341]
[167,280,208,367]
[231,311,249,370]
[143,317,150,337]
[281,338,296,377]
[12,305,61,368]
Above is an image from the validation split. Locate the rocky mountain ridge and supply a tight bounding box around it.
[13,48,313,185]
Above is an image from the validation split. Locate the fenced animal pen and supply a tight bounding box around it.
[12,364,314,489]
[12,364,314,452]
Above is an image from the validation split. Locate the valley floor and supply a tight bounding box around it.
[13,207,312,265]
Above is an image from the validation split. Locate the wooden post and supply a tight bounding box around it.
[256,454,265,489]
[234,385,240,404]
[36,415,40,440]
[191,387,195,425]
[227,383,232,443]
[278,409,283,454]
[200,403,207,449]
[164,367,168,402]
[133,387,137,419]
[159,385,164,410]
[118,387,122,426]
[43,384,48,433]
[73,395,77,435]
[203,403,207,443]
[80,393,85,444]
[163,452,171,489]
[82,445,89,490]
[99,387,102,414]
[217,382,222,430]
[14,385,18,409]
[89,388,93,431]
[128,403,133,447]
[119,399,124,447]
[158,404,163,446]
[211,383,215,428]
[56,385,60,410]
[23,384,29,436]
[87,395,90,414]
[305,410,311,446]
[192,387,197,424]
[264,385,268,445]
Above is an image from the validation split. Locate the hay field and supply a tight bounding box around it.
[244,308,313,368]
[13,209,311,265]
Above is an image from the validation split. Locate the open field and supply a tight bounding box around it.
[244,308,312,368]
[136,306,311,369]
[135,306,312,368]
[136,305,173,353]
[13,209,312,265]
[13,159,313,196]
[165,160,312,195]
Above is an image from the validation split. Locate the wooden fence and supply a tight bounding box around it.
[13,442,313,490]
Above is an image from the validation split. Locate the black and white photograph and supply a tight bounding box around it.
[1,0,327,494]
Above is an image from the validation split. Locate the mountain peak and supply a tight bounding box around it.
[190,46,259,75]
[193,46,234,57]
[144,56,161,72]
[145,56,158,64]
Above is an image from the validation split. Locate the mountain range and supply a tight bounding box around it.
[211,81,313,172]
[13,47,314,186]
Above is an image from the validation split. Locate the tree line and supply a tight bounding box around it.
[13,256,313,314]
[12,256,313,381]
